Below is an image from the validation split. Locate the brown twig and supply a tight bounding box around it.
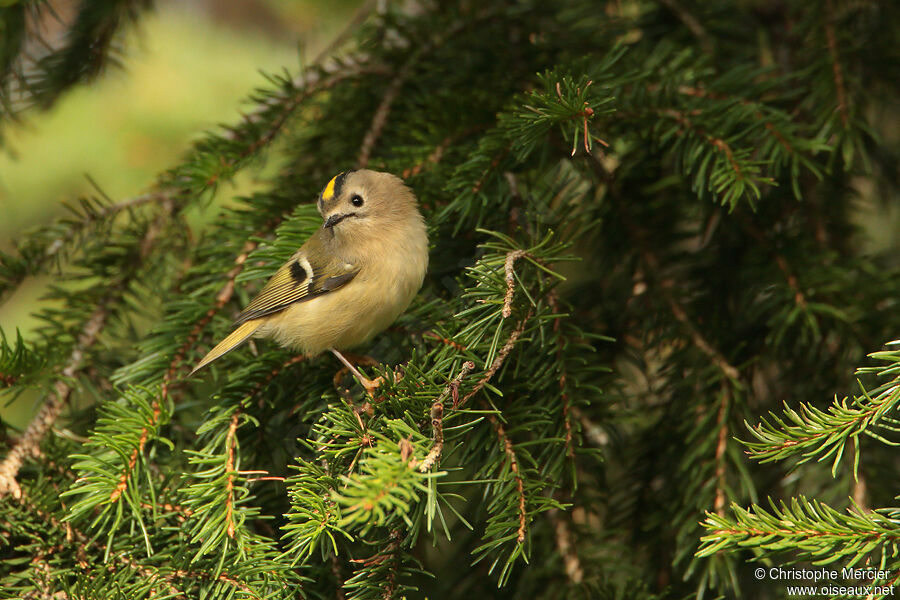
[41,190,172,260]
[0,197,181,499]
[311,0,380,66]
[604,165,742,383]
[635,246,741,381]
[349,530,402,599]
[208,58,388,193]
[472,148,510,194]
[141,501,194,521]
[547,291,575,460]
[12,492,187,598]
[672,84,795,155]
[356,8,500,169]
[422,331,468,352]
[660,109,743,178]
[402,132,466,179]
[738,216,807,308]
[252,354,307,409]
[356,65,411,168]
[489,413,527,544]
[0,292,113,499]
[503,250,529,318]
[662,286,741,381]
[225,53,381,143]
[225,412,240,538]
[416,361,475,472]
[457,314,531,408]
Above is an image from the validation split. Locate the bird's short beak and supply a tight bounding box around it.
[323,213,354,229]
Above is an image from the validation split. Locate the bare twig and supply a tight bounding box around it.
[311,0,380,66]
[417,361,475,472]
[225,412,240,538]
[547,291,575,460]
[356,65,411,168]
[503,250,529,318]
[661,286,741,381]
[0,304,107,496]
[458,313,532,408]
[489,413,527,544]
[0,196,179,498]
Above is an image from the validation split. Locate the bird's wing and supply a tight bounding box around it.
[234,250,359,324]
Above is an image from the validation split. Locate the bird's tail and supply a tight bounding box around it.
[190,320,263,375]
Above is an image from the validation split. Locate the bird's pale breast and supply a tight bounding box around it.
[256,226,428,354]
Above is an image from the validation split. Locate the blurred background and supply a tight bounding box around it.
[0,0,361,426]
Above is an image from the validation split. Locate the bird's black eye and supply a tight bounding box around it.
[350,194,364,207]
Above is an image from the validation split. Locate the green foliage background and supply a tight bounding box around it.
[0,0,899,599]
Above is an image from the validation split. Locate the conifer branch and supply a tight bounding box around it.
[347,529,404,600]
[417,360,475,472]
[458,313,532,408]
[488,412,527,544]
[0,189,174,303]
[547,291,575,461]
[11,492,188,597]
[0,197,176,498]
[110,231,263,504]
[401,131,462,179]
[742,345,900,475]
[356,66,410,169]
[310,0,380,66]
[108,398,162,503]
[356,7,501,169]
[2,1,896,596]
[422,331,467,352]
[699,496,900,563]
[647,249,741,382]
[661,108,744,180]
[672,85,797,156]
[738,216,808,309]
[249,354,307,409]
[225,411,240,539]
[502,249,529,318]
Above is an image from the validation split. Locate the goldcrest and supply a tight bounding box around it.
[191,169,429,392]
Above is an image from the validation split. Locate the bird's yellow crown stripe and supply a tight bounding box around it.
[322,174,339,200]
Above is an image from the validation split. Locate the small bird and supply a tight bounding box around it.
[190,169,429,394]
